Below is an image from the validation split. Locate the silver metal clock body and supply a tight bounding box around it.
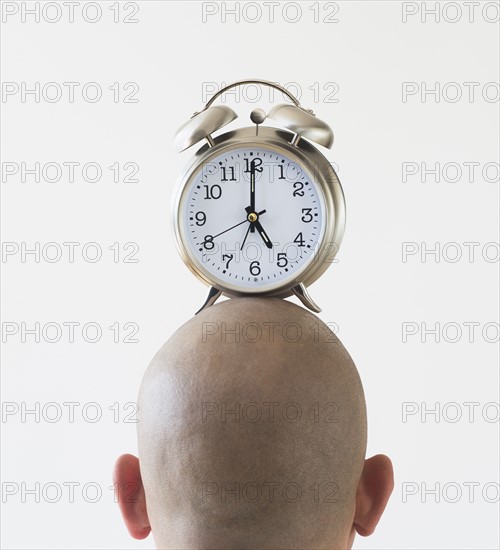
[172,125,345,311]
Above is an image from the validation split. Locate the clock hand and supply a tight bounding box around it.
[253,219,273,249]
[248,158,263,234]
[250,165,256,233]
[244,206,273,249]
[240,223,252,251]
[211,209,267,240]
[240,207,267,251]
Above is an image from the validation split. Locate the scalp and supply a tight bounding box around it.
[138,298,367,549]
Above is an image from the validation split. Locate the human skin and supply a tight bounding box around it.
[114,298,393,549]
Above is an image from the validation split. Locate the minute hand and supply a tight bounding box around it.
[250,168,256,233]
[212,209,266,240]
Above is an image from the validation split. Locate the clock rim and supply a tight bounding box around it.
[172,126,345,298]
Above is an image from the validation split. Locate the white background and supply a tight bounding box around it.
[1,1,499,548]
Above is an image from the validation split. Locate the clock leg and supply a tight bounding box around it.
[291,283,322,313]
[195,286,223,315]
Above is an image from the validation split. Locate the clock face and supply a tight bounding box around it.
[178,144,327,293]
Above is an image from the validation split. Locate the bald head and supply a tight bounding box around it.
[136,298,369,549]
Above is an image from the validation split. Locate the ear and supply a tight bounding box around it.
[113,454,151,540]
[353,454,394,537]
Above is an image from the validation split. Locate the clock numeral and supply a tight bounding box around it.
[244,157,263,173]
[293,181,305,197]
[277,253,288,268]
[278,164,286,180]
[195,211,206,226]
[249,261,261,276]
[221,166,236,182]
[222,253,233,269]
[202,235,215,250]
[204,184,222,200]
[301,208,313,223]
[294,232,305,247]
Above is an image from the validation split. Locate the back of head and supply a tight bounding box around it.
[137,298,367,549]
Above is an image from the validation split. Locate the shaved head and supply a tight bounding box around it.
[136,298,369,549]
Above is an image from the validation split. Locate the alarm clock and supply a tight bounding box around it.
[172,79,345,314]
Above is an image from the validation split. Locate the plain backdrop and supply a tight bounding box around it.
[1,1,499,549]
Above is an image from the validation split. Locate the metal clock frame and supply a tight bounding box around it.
[172,125,346,313]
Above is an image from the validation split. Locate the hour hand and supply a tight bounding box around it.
[245,206,272,249]
[254,220,273,249]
